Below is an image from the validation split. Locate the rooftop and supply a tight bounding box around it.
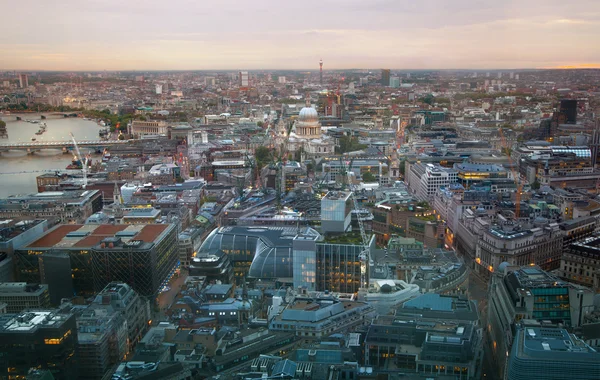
[0,219,45,243]
[24,223,171,250]
[0,310,71,333]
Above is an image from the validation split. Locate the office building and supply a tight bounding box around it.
[60,302,128,380]
[406,162,458,201]
[199,226,373,294]
[178,227,203,269]
[0,310,78,379]
[559,99,578,124]
[128,120,168,138]
[506,325,600,380]
[0,253,11,282]
[381,69,390,86]
[488,266,594,377]
[39,252,73,305]
[321,191,352,233]
[389,76,400,88]
[18,73,28,88]
[16,223,178,298]
[0,282,50,313]
[364,293,481,378]
[155,84,162,94]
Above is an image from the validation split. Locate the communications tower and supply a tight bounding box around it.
[319,59,323,86]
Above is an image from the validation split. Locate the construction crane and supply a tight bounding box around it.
[69,132,89,189]
[498,128,523,217]
[347,170,370,290]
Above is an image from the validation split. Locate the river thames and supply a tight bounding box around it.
[0,114,106,197]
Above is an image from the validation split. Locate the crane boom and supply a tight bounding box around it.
[69,133,88,189]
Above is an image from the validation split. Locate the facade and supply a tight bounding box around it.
[506,325,600,380]
[129,120,168,138]
[0,310,78,380]
[381,69,390,86]
[559,235,600,290]
[90,282,150,350]
[0,190,103,224]
[61,303,128,380]
[178,227,203,269]
[321,191,352,233]
[488,266,594,377]
[406,162,458,201]
[0,282,50,313]
[16,223,178,298]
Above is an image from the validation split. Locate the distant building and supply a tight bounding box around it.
[506,325,600,380]
[0,282,50,313]
[189,252,234,285]
[559,99,578,124]
[389,76,400,88]
[18,73,28,88]
[0,190,103,224]
[405,162,458,201]
[129,120,168,138]
[239,71,249,87]
[381,69,390,86]
[0,310,78,379]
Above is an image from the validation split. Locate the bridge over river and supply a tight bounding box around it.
[0,139,132,154]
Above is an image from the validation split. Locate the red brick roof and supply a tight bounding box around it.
[27,225,82,248]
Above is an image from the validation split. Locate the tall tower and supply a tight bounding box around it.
[319,59,323,86]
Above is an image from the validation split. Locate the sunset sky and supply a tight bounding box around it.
[1,0,599,71]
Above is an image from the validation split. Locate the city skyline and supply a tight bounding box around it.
[1,0,600,71]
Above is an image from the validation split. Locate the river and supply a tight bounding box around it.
[0,114,106,197]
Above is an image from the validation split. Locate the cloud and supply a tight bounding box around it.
[1,0,599,70]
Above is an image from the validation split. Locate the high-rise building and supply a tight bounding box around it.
[0,282,50,313]
[389,76,400,88]
[239,71,249,87]
[560,99,578,124]
[18,73,28,88]
[0,310,78,379]
[381,69,390,86]
[506,325,600,380]
[155,84,162,94]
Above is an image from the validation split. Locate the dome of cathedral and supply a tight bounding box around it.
[298,106,318,122]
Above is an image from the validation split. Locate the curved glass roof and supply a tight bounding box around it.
[198,226,320,279]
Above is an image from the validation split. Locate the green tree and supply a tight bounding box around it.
[255,146,271,169]
[531,180,541,190]
[0,120,5,129]
[362,171,377,183]
[257,121,264,128]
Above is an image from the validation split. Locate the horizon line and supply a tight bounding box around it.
[2,66,600,73]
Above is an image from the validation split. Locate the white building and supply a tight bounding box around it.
[406,162,458,201]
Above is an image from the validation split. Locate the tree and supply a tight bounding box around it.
[531,180,541,190]
[362,171,377,183]
[255,146,271,169]
[0,120,5,129]
[257,121,264,128]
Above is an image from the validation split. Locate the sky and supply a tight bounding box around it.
[1,0,600,71]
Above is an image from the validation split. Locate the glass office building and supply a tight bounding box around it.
[321,191,352,233]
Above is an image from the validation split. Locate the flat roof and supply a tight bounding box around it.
[25,224,170,249]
